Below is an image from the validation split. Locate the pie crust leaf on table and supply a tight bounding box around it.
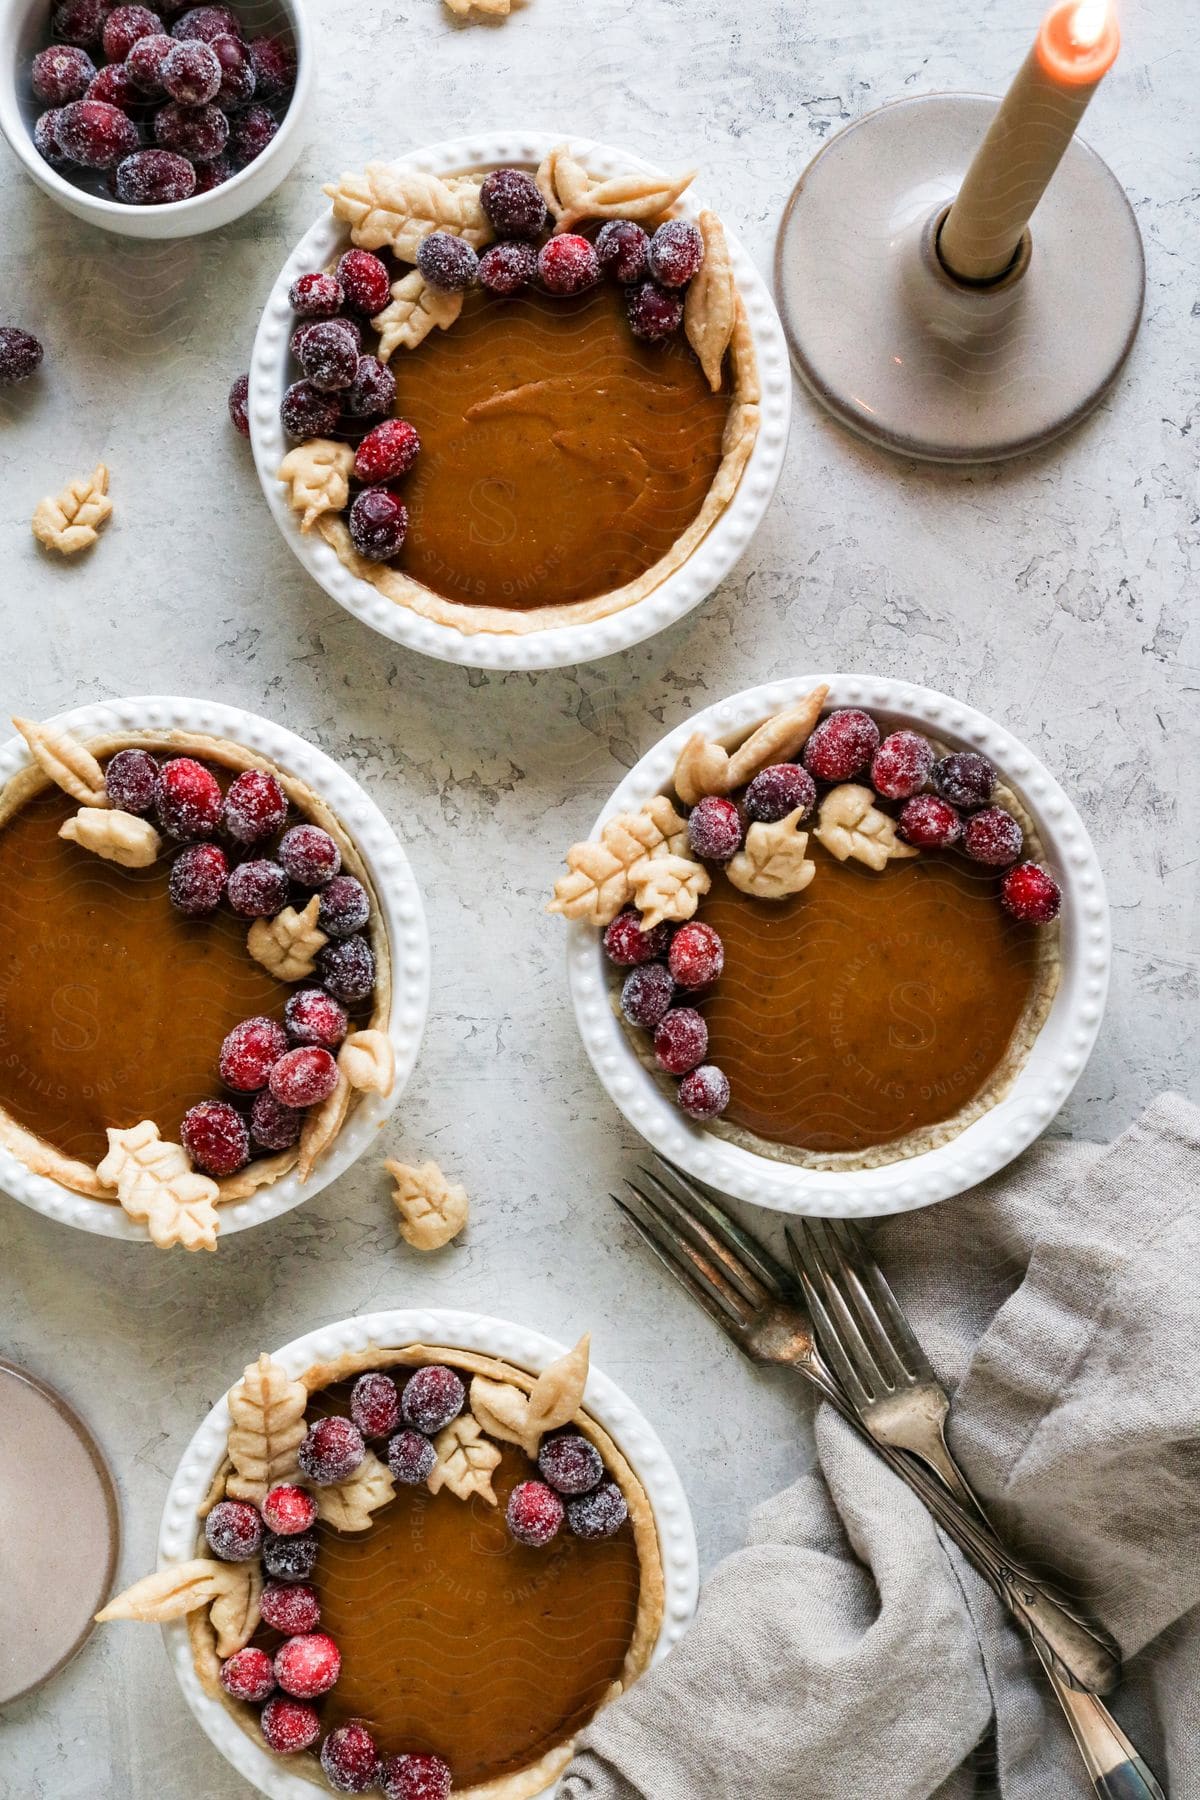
[59,805,161,868]
[276,440,355,531]
[815,783,920,871]
[246,894,327,981]
[12,715,109,806]
[443,0,512,14]
[726,809,817,899]
[547,796,692,928]
[672,684,829,805]
[535,145,696,232]
[372,271,464,360]
[96,1122,221,1253]
[426,1413,502,1504]
[387,1157,469,1250]
[95,1557,261,1659]
[470,1334,591,1460]
[323,165,491,261]
[30,463,113,556]
[225,1353,308,1504]
[629,851,710,931]
[684,210,738,392]
[315,1448,396,1532]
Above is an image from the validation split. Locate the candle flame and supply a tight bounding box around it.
[1068,0,1109,49]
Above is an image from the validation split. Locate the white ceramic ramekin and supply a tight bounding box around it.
[248,131,791,670]
[0,0,313,238]
[0,696,429,1241]
[567,674,1110,1218]
[157,1308,698,1799]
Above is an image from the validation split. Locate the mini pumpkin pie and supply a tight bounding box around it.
[0,716,394,1248]
[98,1334,662,1799]
[550,689,1064,1168]
[274,145,759,635]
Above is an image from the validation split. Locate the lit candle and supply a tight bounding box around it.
[939,0,1121,283]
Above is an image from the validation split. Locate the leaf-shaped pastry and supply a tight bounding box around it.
[247,895,327,981]
[470,1334,591,1460]
[815,783,919,872]
[324,165,491,261]
[59,806,160,869]
[96,1121,220,1253]
[427,1414,501,1505]
[372,271,464,361]
[684,210,736,392]
[13,716,108,806]
[536,144,696,232]
[31,463,113,555]
[96,1556,261,1658]
[226,1353,308,1505]
[629,852,710,931]
[296,1069,351,1182]
[339,1029,395,1095]
[547,797,691,927]
[207,1560,262,1658]
[387,1158,469,1251]
[444,0,511,12]
[673,686,830,805]
[277,439,355,531]
[727,809,816,900]
[315,1448,395,1532]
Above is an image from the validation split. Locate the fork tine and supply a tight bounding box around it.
[637,1164,773,1309]
[836,1220,936,1383]
[821,1224,913,1389]
[613,1199,752,1346]
[616,1186,755,1330]
[803,1220,896,1399]
[648,1156,791,1298]
[785,1226,873,1413]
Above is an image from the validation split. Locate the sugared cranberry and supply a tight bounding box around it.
[220,1646,275,1702]
[228,101,276,163]
[538,233,600,296]
[668,921,724,989]
[116,149,197,205]
[154,99,228,161]
[803,709,881,782]
[678,1063,731,1121]
[278,822,340,886]
[31,45,95,106]
[297,1416,365,1486]
[105,747,158,814]
[567,1479,629,1540]
[219,1016,288,1092]
[52,0,107,47]
[354,418,420,484]
[274,1632,341,1701]
[625,280,683,342]
[191,153,232,193]
[57,99,138,168]
[227,859,289,918]
[507,1480,564,1547]
[380,1753,452,1800]
[269,1045,339,1109]
[648,218,704,288]
[602,909,671,968]
[386,1428,436,1486]
[289,270,342,317]
[933,751,996,811]
[898,793,962,850]
[349,1371,400,1439]
[260,1696,321,1756]
[1001,861,1062,925]
[871,729,934,801]
[204,1498,264,1561]
[416,230,479,292]
[401,1365,464,1436]
[260,1581,320,1635]
[345,354,396,420]
[227,372,250,438]
[247,33,295,100]
[263,1530,318,1582]
[319,934,376,1005]
[210,33,254,106]
[125,31,174,93]
[337,248,391,316]
[250,1090,303,1151]
[285,988,348,1051]
[168,842,228,914]
[620,962,675,1030]
[262,1484,318,1536]
[0,326,43,385]
[321,1723,379,1795]
[102,5,164,62]
[743,762,816,824]
[181,1100,249,1177]
[687,795,742,862]
[348,487,408,562]
[596,218,650,284]
[34,110,67,166]
[479,166,547,238]
[299,318,359,392]
[85,63,137,108]
[280,379,340,440]
[171,3,239,42]
[654,1007,707,1075]
[318,875,370,940]
[155,756,222,838]
[221,768,287,843]
[478,240,538,296]
[538,1433,603,1496]
[963,806,1024,866]
[161,37,219,101]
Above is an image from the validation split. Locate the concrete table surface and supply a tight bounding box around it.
[0,0,1195,1793]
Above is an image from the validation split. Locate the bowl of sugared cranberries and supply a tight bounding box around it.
[0,0,312,235]
[565,674,1109,1219]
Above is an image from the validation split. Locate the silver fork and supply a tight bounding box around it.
[789,1216,1165,1800]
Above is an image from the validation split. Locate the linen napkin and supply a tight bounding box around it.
[562,1094,1200,1800]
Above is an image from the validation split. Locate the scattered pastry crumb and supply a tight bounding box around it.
[31,463,112,555]
[386,1157,469,1250]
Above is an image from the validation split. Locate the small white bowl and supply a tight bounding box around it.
[0,0,313,238]
[157,1308,699,1799]
[249,130,791,670]
[0,696,429,1242]
[567,674,1110,1218]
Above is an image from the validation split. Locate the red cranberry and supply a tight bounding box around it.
[386,1428,436,1486]
[125,30,174,92]
[260,1696,321,1756]
[318,934,375,1005]
[278,822,340,886]
[602,909,671,968]
[168,841,228,914]
[478,240,538,296]
[154,100,229,162]
[191,152,232,193]
[318,875,370,939]
[104,747,158,813]
[52,0,107,46]
[31,45,95,106]
[269,1045,339,1109]
[229,100,276,163]
[537,233,600,296]
[348,487,408,561]
[102,5,164,62]
[263,1530,318,1582]
[654,1007,707,1075]
[647,218,704,288]
[222,768,287,843]
[0,326,43,385]
[803,709,881,782]
[743,762,816,824]
[625,279,683,342]
[280,379,340,440]
[321,1723,379,1795]
[336,248,391,315]
[57,99,138,168]
[299,318,359,392]
[479,167,547,238]
[161,37,219,101]
[289,270,343,317]
[871,729,934,801]
[285,988,348,1050]
[345,354,396,419]
[34,110,68,166]
[181,1100,249,1177]
[401,1365,464,1435]
[227,859,289,918]
[298,1416,365,1486]
[566,1479,628,1540]
[261,1484,318,1536]
[898,793,962,850]
[116,149,197,204]
[380,1753,452,1800]
[225,372,250,440]
[687,795,742,862]
[171,3,239,42]
[204,1497,263,1561]
[507,1479,564,1547]
[219,1016,289,1092]
[247,33,295,100]
[416,230,478,292]
[210,33,254,105]
[933,751,996,810]
[963,806,1024,866]
[354,418,420,484]
[668,921,724,989]
[85,63,137,108]
[596,218,650,284]
[220,1646,275,1702]
[250,1090,304,1151]
[349,1371,400,1439]
[677,1063,731,1121]
[1001,861,1062,925]
[274,1632,341,1700]
[537,1433,603,1495]
[260,1581,320,1635]
[155,756,222,839]
[620,962,675,1030]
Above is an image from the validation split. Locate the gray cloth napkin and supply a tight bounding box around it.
[563,1094,1200,1800]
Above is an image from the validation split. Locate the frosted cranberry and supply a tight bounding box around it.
[227,859,288,918]
[625,279,683,342]
[263,1530,317,1582]
[34,109,68,166]
[933,751,996,811]
[220,1646,275,1702]
[205,1498,263,1561]
[103,5,164,62]
[318,875,370,939]
[337,248,391,315]
[168,842,228,914]
[0,326,43,385]
[32,45,95,106]
[345,354,395,420]
[219,1016,288,1092]
[567,1479,628,1540]
[52,0,107,46]
[479,167,546,238]
[278,823,340,886]
[261,1484,318,1536]
[161,37,220,102]
[247,33,295,100]
[289,270,342,317]
[537,1433,603,1496]
[507,1480,564,1547]
[478,240,537,296]
[85,64,138,108]
[269,1045,339,1108]
[596,218,649,283]
[285,988,348,1050]
[416,230,478,292]
[222,768,287,843]
[668,922,724,989]
[250,1090,303,1151]
[210,33,254,105]
[321,1722,378,1795]
[743,762,816,824]
[870,729,934,801]
[182,1100,249,1176]
[260,1696,320,1756]
[299,319,358,392]
[386,1428,436,1486]
[678,1063,730,1121]
[354,417,420,484]
[648,218,704,288]
[898,793,962,849]
[104,747,158,813]
[687,796,742,862]
[318,934,375,1004]
[537,233,600,296]
[154,100,228,161]
[348,487,408,561]
[229,100,275,162]
[401,1366,464,1435]
[116,148,197,204]
[803,709,881,782]
[1001,861,1062,925]
[654,1007,707,1075]
[602,909,671,968]
[280,379,340,439]
[155,756,222,838]
[620,962,674,1030]
[260,1581,320,1635]
[171,3,239,41]
[380,1754,451,1800]
[58,99,138,167]
[963,806,1023,866]
[350,1371,400,1439]
[297,1415,364,1487]
[125,31,174,93]
[274,1632,341,1700]
[191,152,231,192]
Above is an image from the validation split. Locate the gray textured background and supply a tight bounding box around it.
[0,0,1196,1792]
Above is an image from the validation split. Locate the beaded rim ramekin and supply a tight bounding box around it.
[248,131,791,671]
[0,697,429,1242]
[567,674,1110,1217]
[157,1308,699,1799]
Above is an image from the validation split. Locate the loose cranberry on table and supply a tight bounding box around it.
[297,1415,365,1485]
[620,962,675,1030]
[348,487,409,562]
[337,247,391,316]
[105,747,158,813]
[220,1015,289,1092]
[654,1006,708,1075]
[260,1580,320,1636]
[229,101,277,164]
[269,1044,339,1109]
[567,1479,629,1540]
[260,1695,321,1756]
[319,934,376,1005]
[116,149,196,205]
[182,1099,250,1176]
[743,762,816,824]
[31,45,94,105]
[871,729,934,801]
[933,751,996,811]
[678,1062,731,1121]
[204,1497,263,1561]
[647,218,705,288]
[168,841,228,914]
[416,230,479,293]
[401,1365,465,1435]
[803,709,881,782]
[626,280,683,343]
[102,4,163,62]
[261,1483,318,1536]
[0,326,43,386]
[219,1645,275,1703]
[354,418,421,485]
[596,218,650,284]
[1001,860,1062,924]
[227,859,289,918]
[602,909,671,968]
[349,1370,400,1439]
[299,318,359,392]
[285,987,348,1051]
[226,371,250,435]
[263,1529,318,1583]
[57,99,138,168]
[478,240,538,297]
[278,822,340,886]
[274,1632,342,1701]
[898,793,962,850]
[963,805,1024,866]
[386,1428,436,1486]
[380,1752,453,1800]
[345,354,396,420]
[321,1722,379,1795]
[668,920,724,988]
[479,166,547,238]
[507,1479,564,1547]
[250,1090,303,1151]
[318,874,370,939]
[538,1432,603,1496]
[281,379,341,440]
[538,233,600,297]
[687,795,743,862]
[155,755,222,838]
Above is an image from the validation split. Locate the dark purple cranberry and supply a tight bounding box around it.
[104,747,159,814]
[161,37,220,103]
[170,3,239,42]
[52,0,107,47]
[932,751,996,811]
[401,1366,464,1435]
[102,5,165,63]
[477,240,538,297]
[209,33,255,106]
[33,109,68,167]
[686,795,742,861]
[348,487,408,562]
[250,1090,303,1151]
[336,248,391,316]
[154,99,228,162]
[191,153,232,193]
[229,101,277,164]
[205,1498,263,1561]
[125,31,175,94]
[620,962,675,1030]
[289,270,343,317]
[344,354,396,420]
[317,934,375,1005]
[743,763,817,825]
[318,875,370,939]
[386,1429,436,1486]
[280,379,340,439]
[57,99,138,168]
[416,230,479,292]
[538,1433,603,1496]
[278,823,340,886]
[247,33,295,101]
[226,858,289,918]
[262,1530,318,1583]
[227,372,250,435]
[115,149,197,204]
[0,327,44,386]
[647,218,705,288]
[626,280,683,342]
[298,318,359,393]
[962,806,1024,866]
[596,218,650,283]
[479,166,547,238]
[320,1722,379,1795]
[168,842,228,914]
[31,45,95,106]
[566,1479,628,1540]
[349,1372,400,1439]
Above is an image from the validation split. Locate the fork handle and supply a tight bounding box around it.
[1033,1644,1167,1800]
